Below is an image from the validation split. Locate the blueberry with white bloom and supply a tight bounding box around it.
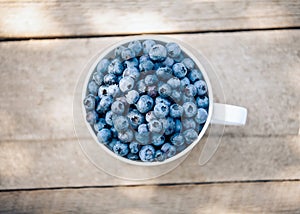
[108,139,118,150]
[145,74,158,86]
[194,80,208,96]
[139,145,155,162]
[119,76,135,93]
[181,95,195,103]
[182,119,196,130]
[83,94,96,111]
[175,119,182,133]
[136,95,154,114]
[129,141,141,154]
[111,100,125,115]
[156,67,172,80]
[154,102,169,118]
[139,55,154,72]
[171,91,181,103]
[107,84,120,97]
[195,108,208,124]
[173,53,184,63]
[113,116,129,132]
[97,95,113,113]
[97,128,112,145]
[162,57,174,67]
[188,69,202,83]
[152,134,165,146]
[88,80,99,95]
[145,111,157,122]
[169,104,183,118]
[98,85,108,98]
[127,109,145,129]
[196,96,209,108]
[96,58,110,73]
[182,102,197,118]
[108,58,124,75]
[160,117,175,136]
[184,84,197,97]
[155,96,171,107]
[86,110,98,125]
[135,132,150,145]
[161,143,176,158]
[183,129,198,144]
[111,127,118,138]
[105,110,117,126]
[148,119,162,133]
[167,77,180,89]
[146,85,158,98]
[180,77,190,89]
[158,83,172,98]
[149,44,167,61]
[128,40,142,55]
[173,63,187,79]
[142,39,156,54]
[155,150,166,162]
[94,118,106,132]
[127,153,139,161]
[124,57,139,68]
[166,42,181,58]
[123,66,140,80]
[103,73,117,85]
[170,133,185,146]
[114,45,126,58]
[113,141,129,157]
[118,129,134,142]
[136,79,147,93]
[182,58,195,70]
[121,48,135,60]
[92,72,104,85]
[125,90,140,104]
[138,124,149,135]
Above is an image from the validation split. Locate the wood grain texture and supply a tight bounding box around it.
[0,136,299,189]
[0,30,299,142]
[0,0,299,38]
[1,181,300,214]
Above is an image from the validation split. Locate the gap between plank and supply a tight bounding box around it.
[0,26,299,42]
[1,179,300,193]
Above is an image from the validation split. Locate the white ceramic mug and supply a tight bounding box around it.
[82,35,247,167]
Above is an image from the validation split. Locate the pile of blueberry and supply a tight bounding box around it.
[83,38,209,162]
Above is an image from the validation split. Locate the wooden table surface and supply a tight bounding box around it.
[0,1,300,213]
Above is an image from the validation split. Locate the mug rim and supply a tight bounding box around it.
[82,35,213,166]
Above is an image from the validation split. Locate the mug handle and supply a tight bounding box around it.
[211,103,247,126]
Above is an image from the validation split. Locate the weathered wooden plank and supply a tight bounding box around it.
[0,181,299,213]
[0,30,299,141]
[0,0,299,38]
[0,136,299,189]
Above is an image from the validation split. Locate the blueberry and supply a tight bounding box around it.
[152,134,165,146]
[145,74,158,86]
[145,111,158,122]
[96,58,110,73]
[105,110,117,126]
[169,104,183,118]
[170,133,185,146]
[180,77,190,89]
[97,128,112,145]
[127,109,145,129]
[182,102,197,118]
[153,62,163,70]
[88,80,99,95]
[176,144,187,153]
[167,77,180,89]
[136,79,147,93]
[181,95,195,103]
[86,110,98,125]
[160,117,175,135]
[171,91,181,103]
[128,40,142,55]
[107,84,120,97]
[195,108,208,124]
[92,72,104,85]
[184,84,197,97]
[155,96,171,107]
[154,150,166,162]
[119,76,135,93]
[194,80,208,96]
[118,129,134,142]
[94,118,106,132]
[111,100,125,115]
[113,141,129,157]
[139,145,155,162]
[173,63,187,79]
[136,95,154,114]
[113,116,129,132]
[121,48,135,60]
[114,45,126,58]
[116,96,127,104]
[156,67,172,80]
[108,58,124,75]
[138,123,149,135]
[146,85,158,98]
[158,83,172,98]
[139,55,154,72]
[84,94,96,111]
[161,143,177,158]
[162,57,174,67]
[182,119,196,130]
[129,141,141,154]
[125,90,140,104]
[103,73,117,85]
[166,42,181,58]
[175,119,182,133]
[182,58,195,70]
[149,44,167,61]
[98,85,109,98]
[135,132,150,145]
[142,39,156,54]
[127,153,139,160]
[97,95,113,113]
[124,57,139,68]
[154,102,169,118]
[111,127,118,138]
[123,67,140,80]
[173,53,184,63]
[196,96,209,108]
[183,129,198,144]
[188,69,202,83]
[108,139,118,150]
[148,119,163,133]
